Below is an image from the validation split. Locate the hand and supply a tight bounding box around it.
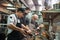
[21,24,29,30]
[37,27,40,29]
[35,31,39,35]
[19,28,27,36]
[27,30,32,34]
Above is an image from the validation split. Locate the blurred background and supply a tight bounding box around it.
[0,0,60,40]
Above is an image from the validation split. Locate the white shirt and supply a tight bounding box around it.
[7,14,20,34]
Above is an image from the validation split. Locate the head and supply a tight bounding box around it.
[32,14,38,21]
[24,7,30,15]
[16,8,25,18]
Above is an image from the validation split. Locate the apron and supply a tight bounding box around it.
[7,14,24,40]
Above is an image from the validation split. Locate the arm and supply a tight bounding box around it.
[21,24,32,34]
[8,24,27,36]
[21,24,29,30]
[8,24,24,32]
[21,18,30,30]
[7,15,25,33]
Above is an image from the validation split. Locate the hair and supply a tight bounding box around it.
[32,14,38,18]
[17,8,25,13]
[25,7,30,10]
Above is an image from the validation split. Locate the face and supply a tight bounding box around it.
[17,11,24,18]
[35,16,38,20]
[24,10,30,15]
[34,16,38,20]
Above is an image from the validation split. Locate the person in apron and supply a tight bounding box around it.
[29,14,39,40]
[7,8,26,40]
[20,7,32,40]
